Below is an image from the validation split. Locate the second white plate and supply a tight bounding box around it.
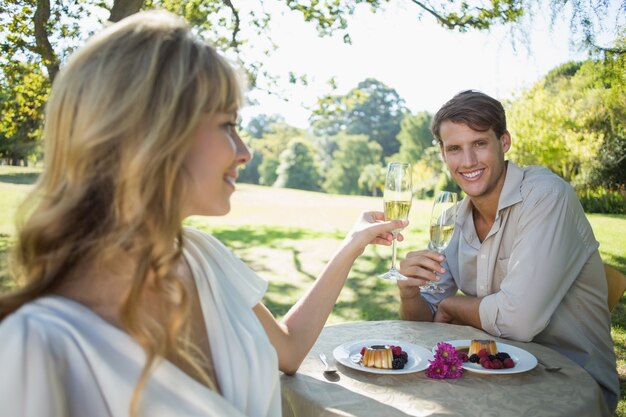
[333,338,433,375]
[434,339,538,374]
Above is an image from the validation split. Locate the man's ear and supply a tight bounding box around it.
[500,130,512,153]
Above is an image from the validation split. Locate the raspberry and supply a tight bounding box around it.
[479,356,489,365]
[482,360,493,369]
[491,359,503,369]
[477,349,490,358]
[391,346,403,356]
[360,347,366,356]
[392,358,405,369]
[503,358,515,369]
[469,354,480,363]
[457,352,469,363]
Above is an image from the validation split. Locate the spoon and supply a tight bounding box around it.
[319,353,337,375]
[538,359,561,372]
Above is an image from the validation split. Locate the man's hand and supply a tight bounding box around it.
[433,296,483,328]
[398,249,447,290]
[396,249,448,322]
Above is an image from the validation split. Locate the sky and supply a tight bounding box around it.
[238,2,623,129]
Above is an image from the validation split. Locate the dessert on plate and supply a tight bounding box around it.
[468,339,497,356]
[359,344,409,369]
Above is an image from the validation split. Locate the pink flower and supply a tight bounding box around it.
[426,358,449,379]
[445,360,464,379]
[426,342,465,379]
[436,342,458,361]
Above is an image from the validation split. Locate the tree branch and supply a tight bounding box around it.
[408,0,454,28]
[109,0,144,23]
[34,0,59,83]
[222,0,241,50]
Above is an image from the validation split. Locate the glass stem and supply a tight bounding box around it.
[391,234,398,271]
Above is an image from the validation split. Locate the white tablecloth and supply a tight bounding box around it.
[281,320,610,417]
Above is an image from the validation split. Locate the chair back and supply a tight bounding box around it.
[605,264,626,312]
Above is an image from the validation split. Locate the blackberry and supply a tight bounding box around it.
[469,354,480,363]
[392,358,405,369]
[496,352,511,361]
[487,355,497,361]
[398,351,408,364]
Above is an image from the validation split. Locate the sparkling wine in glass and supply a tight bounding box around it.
[420,191,458,293]
[378,162,412,281]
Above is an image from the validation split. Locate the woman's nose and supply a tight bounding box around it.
[235,134,251,165]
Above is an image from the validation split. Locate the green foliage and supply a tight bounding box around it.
[507,58,619,187]
[577,187,626,215]
[358,163,385,197]
[409,146,458,199]
[274,139,322,191]
[244,113,284,139]
[0,61,49,164]
[392,111,434,164]
[242,123,306,186]
[323,134,382,195]
[310,78,406,158]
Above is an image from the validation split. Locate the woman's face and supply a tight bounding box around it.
[182,111,251,217]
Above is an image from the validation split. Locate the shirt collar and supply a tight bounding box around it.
[497,161,524,213]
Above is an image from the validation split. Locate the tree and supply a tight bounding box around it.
[2,0,623,164]
[244,114,285,139]
[358,163,385,196]
[274,139,322,191]
[392,111,434,164]
[310,78,407,158]
[0,62,48,165]
[3,0,621,91]
[507,52,625,189]
[247,123,305,186]
[323,134,382,195]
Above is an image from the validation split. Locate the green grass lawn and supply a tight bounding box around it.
[1,165,625,415]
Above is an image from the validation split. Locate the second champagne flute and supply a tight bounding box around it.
[420,191,458,293]
[378,162,412,281]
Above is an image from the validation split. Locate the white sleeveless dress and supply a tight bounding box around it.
[0,228,281,417]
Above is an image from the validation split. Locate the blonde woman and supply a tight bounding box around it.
[0,10,407,417]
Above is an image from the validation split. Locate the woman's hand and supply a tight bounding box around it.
[341,211,407,257]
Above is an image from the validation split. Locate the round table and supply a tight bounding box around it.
[280,320,610,417]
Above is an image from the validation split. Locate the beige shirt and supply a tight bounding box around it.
[422,162,619,412]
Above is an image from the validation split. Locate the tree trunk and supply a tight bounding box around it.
[34,0,60,83]
[109,0,145,22]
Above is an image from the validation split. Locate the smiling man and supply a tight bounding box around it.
[397,90,619,413]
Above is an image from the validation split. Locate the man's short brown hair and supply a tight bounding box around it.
[431,90,507,143]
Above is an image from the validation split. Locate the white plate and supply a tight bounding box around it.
[332,339,433,374]
[434,340,538,375]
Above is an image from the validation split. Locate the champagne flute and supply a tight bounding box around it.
[378,162,412,281]
[420,191,458,293]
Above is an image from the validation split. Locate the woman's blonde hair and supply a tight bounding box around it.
[1,10,242,414]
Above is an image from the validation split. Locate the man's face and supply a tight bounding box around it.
[439,121,510,204]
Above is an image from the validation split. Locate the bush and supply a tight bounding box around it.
[576,187,626,214]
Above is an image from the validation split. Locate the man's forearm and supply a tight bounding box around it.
[435,295,483,329]
[399,292,434,321]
